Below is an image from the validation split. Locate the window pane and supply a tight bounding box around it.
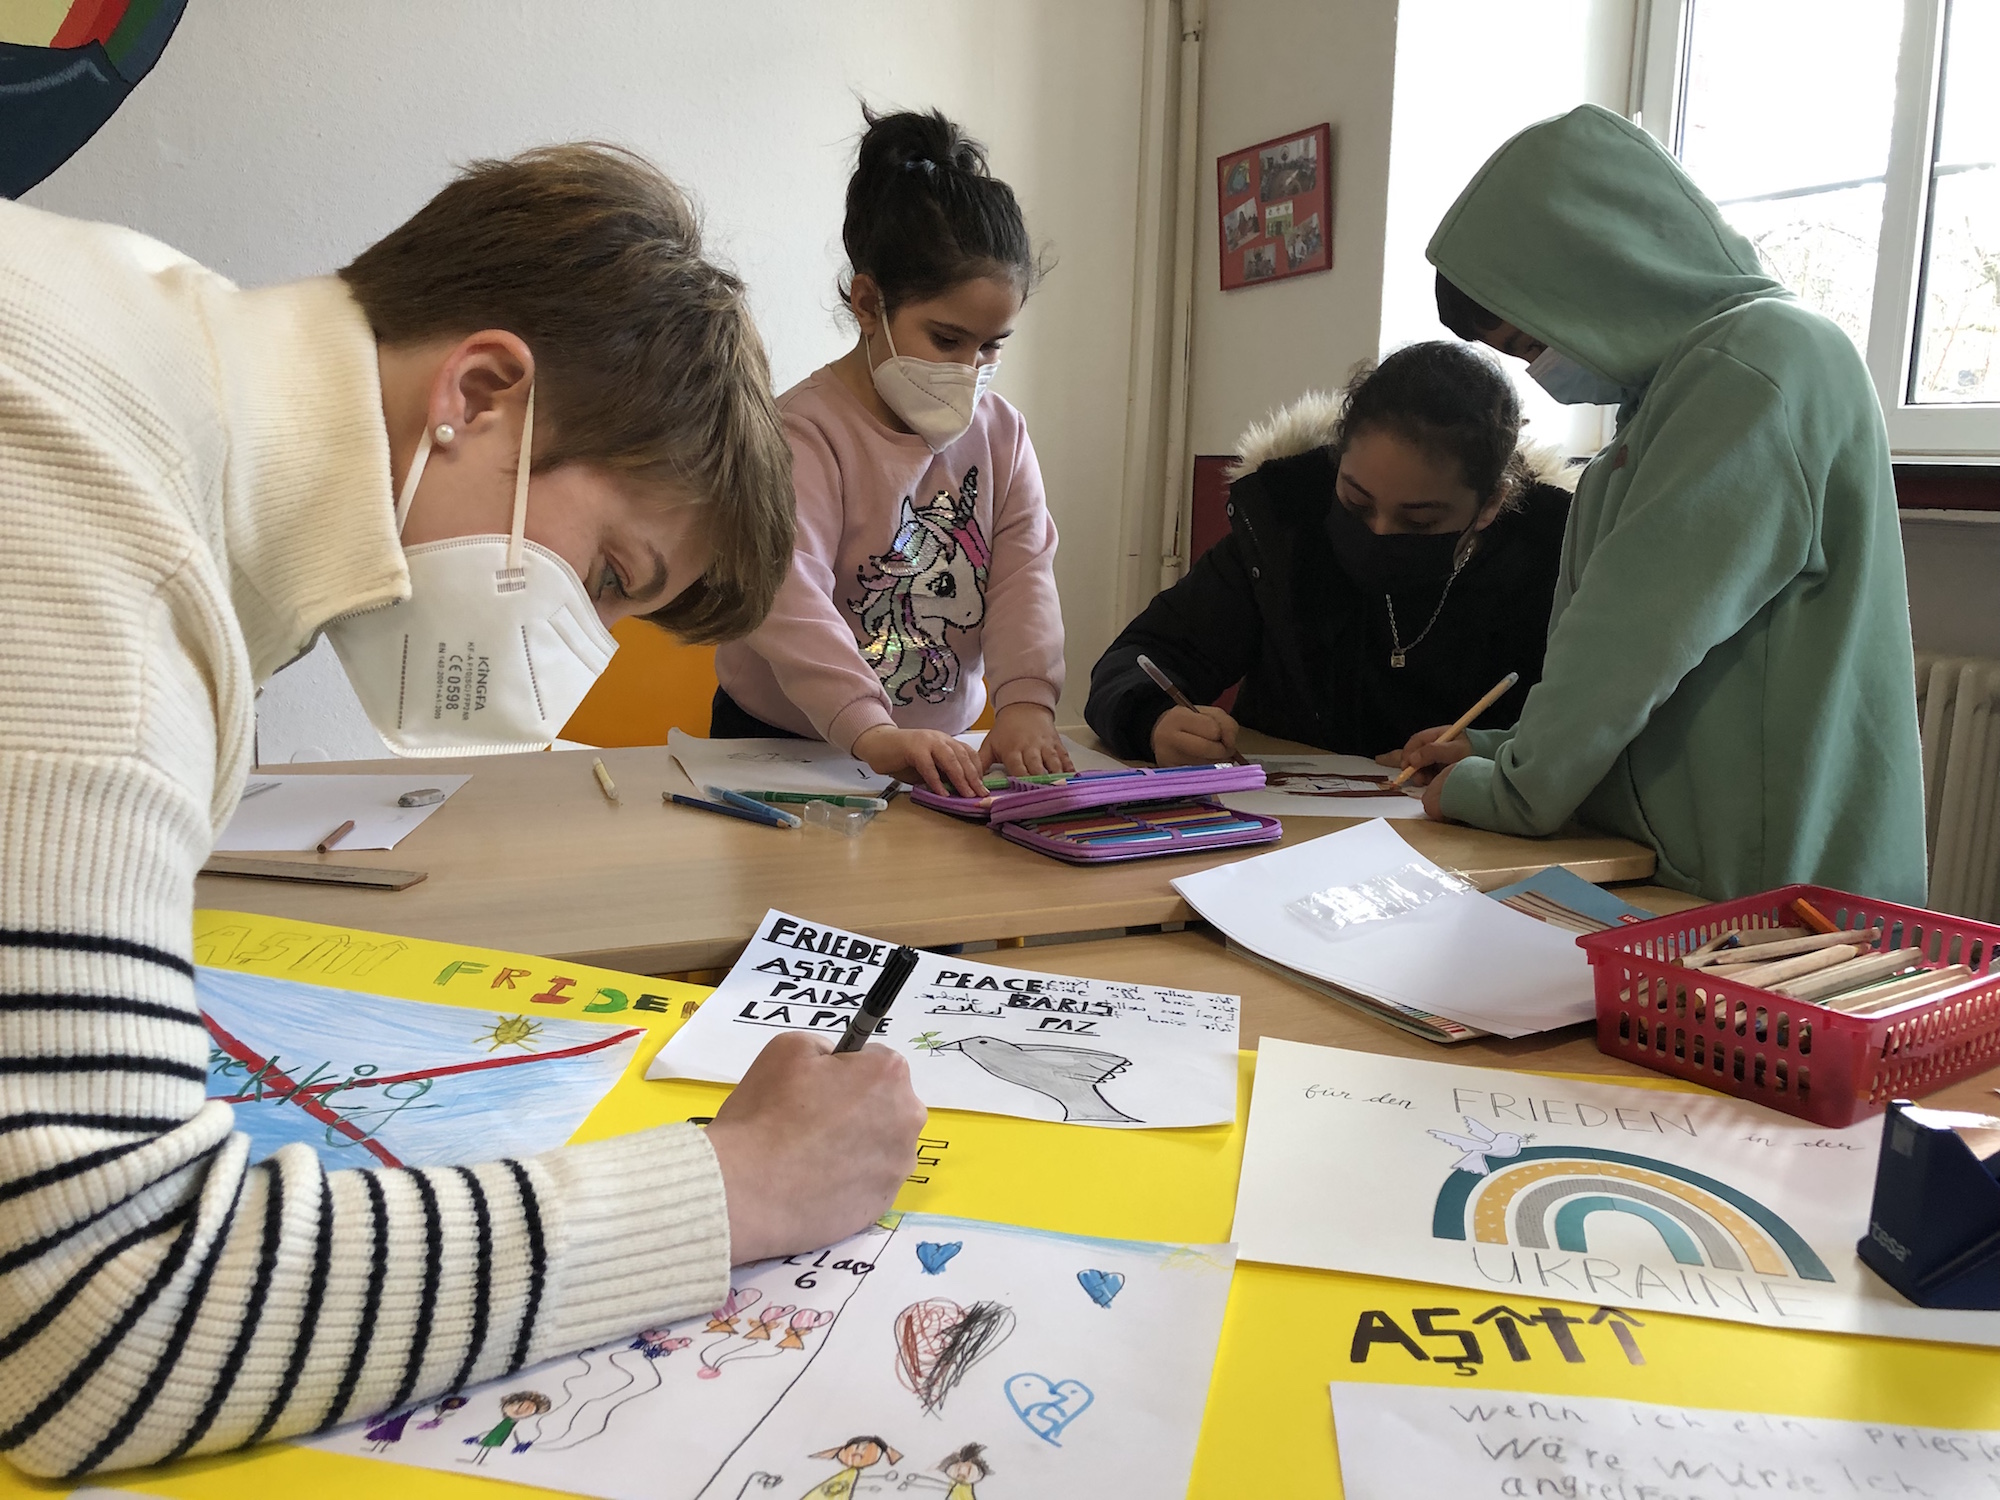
[1910,0,2000,405]
[1677,0,1905,355]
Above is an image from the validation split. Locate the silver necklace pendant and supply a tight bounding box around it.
[1389,650,1406,669]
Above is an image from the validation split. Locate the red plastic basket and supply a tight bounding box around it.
[1576,884,2000,1127]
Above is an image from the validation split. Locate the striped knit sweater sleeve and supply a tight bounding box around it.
[0,201,731,1478]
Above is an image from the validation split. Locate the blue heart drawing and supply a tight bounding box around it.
[1004,1372,1095,1447]
[915,1240,962,1275]
[1076,1268,1125,1308]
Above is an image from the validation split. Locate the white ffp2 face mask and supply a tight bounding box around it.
[1525,345,1637,407]
[870,317,998,452]
[324,386,619,757]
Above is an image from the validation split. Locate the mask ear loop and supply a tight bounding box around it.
[496,383,535,594]
[392,424,435,536]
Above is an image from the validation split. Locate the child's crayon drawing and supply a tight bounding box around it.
[321,1214,1233,1500]
[196,966,643,1170]
[649,910,1238,1130]
[893,1298,1016,1415]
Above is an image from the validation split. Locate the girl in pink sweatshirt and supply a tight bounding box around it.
[714,107,1069,795]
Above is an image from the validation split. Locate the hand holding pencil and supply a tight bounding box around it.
[1385,671,1520,790]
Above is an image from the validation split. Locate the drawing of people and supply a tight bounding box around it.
[362,1408,418,1450]
[898,1443,990,1499]
[417,1395,468,1429]
[855,470,989,706]
[800,1435,902,1499]
[460,1390,550,1463]
[939,1443,990,1500]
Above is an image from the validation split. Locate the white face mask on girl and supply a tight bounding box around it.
[870,316,998,452]
[323,385,620,757]
[1525,345,1638,407]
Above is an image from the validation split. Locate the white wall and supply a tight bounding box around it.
[1382,0,1638,456]
[1185,0,1400,457]
[26,0,1149,755]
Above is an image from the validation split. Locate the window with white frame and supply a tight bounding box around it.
[1635,0,1999,459]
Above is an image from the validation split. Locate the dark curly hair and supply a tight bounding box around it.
[1332,340,1529,506]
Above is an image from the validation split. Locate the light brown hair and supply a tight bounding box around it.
[340,143,792,642]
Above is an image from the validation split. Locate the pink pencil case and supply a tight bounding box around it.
[911,763,1281,864]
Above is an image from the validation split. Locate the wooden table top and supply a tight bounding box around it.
[195,737,1656,975]
[993,923,2000,1112]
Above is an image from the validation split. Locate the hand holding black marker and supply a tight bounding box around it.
[834,944,919,1054]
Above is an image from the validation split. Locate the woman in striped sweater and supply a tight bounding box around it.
[0,145,926,1478]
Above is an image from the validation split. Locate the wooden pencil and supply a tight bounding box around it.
[1389,671,1519,789]
[1770,947,1922,1002]
[1707,929,1879,966]
[1834,965,1977,1016]
[1681,925,1811,968]
[1719,943,1865,989]
[1136,654,1250,766]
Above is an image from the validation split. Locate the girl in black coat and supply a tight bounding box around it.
[1087,341,1573,763]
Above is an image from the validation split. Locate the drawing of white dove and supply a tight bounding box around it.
[1428,1115,1531,1174]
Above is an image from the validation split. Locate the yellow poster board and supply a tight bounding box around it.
[2,911,1993,1500]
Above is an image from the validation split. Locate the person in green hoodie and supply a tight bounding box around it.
[1389,104,1926,904]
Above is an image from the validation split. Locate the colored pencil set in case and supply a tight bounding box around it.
[910,763,1281,864]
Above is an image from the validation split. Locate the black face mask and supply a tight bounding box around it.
[1323,496,1477,597]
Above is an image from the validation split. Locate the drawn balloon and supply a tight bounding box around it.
[892,1298,1016,1415]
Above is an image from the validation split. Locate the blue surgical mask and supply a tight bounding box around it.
[1526,346,1637,407]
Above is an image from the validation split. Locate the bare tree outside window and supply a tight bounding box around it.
[1909,0,1999,404]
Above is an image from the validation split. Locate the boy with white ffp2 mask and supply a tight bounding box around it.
[713,106,1070,796]
[0,145,928,1480]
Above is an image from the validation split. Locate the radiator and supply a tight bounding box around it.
[1917,652,2000,922]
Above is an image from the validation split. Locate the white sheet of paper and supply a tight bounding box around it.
[320,1213,1236,1500]
[668,728,895,796]
[1236,1038,2000,1347]
[953,729,1128,771]
[1331,1383,2000,1499]
[215,773,470,851]
[647,909,1240,1128]
[1171,820,1593,1036]
[1228,751,1428,817]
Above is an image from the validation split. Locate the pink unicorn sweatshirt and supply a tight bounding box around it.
[715,366,1065,752]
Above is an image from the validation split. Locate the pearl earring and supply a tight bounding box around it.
[432,423,455,446]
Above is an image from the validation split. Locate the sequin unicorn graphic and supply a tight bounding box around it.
[855,468,990,705]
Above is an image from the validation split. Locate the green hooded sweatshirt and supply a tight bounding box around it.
[1426,105,1926,904]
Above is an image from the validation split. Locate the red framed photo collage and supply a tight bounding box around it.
[1216,122,1332,291]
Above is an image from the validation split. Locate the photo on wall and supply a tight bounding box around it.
[1259,133,1319,200]
[1215,123,1332,291]
[1221,198,1260,253]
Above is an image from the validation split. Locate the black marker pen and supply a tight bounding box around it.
[834,945,919,1054]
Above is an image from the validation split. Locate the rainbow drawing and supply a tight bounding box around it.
[1431,1146,1833,1282]
[2,0,187,197]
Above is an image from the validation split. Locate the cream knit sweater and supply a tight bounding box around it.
[0,200,729,1478]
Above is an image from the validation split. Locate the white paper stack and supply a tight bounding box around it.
[1171,820,1595,1038]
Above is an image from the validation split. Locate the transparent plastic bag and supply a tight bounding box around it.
[1286,862,1478,939]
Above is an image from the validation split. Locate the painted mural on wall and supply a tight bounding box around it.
[1,0,187,197]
